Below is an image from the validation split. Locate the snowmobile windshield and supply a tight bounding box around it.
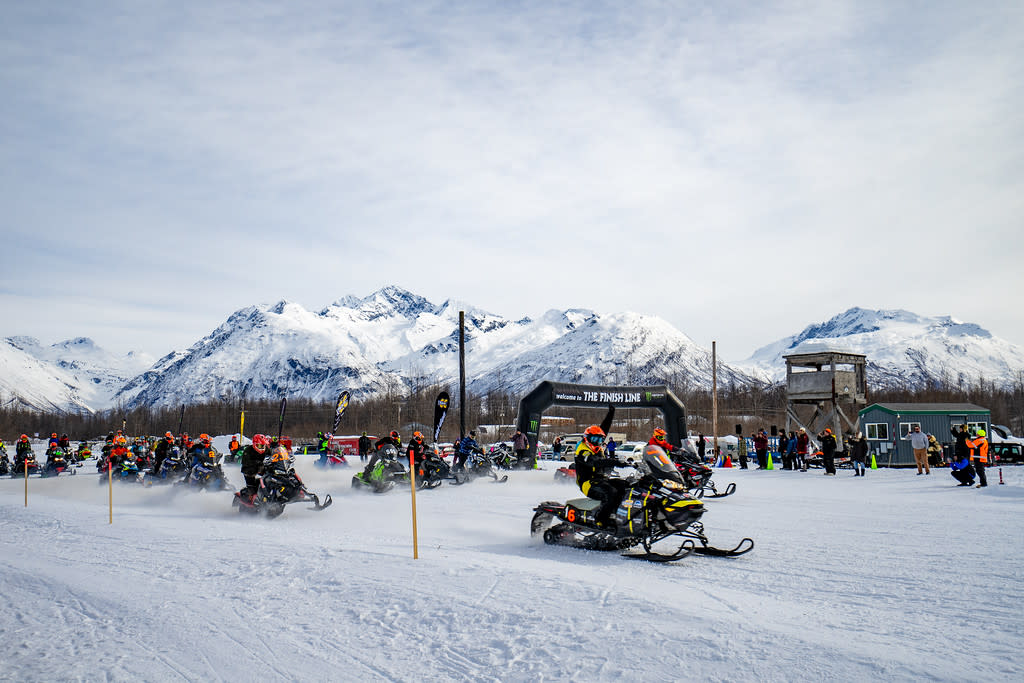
[641,445,683,482]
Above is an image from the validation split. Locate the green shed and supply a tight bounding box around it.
[857,403,990,467]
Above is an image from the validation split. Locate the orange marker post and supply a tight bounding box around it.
[409,452,419,559]
[24,458,28,506]
[108,460,113,524]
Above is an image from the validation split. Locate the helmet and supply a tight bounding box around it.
[199,433,211,445]
[317,431,324,438]
[252,434,270,452]
[652,428,667,442]
[825,428,833,434]
[469,430,477,438]
[390,430,399,439]
[362,431,367,437]
[51,432,57,438]
[978,429,986,437]
[413,431,423,441]
[20,434,28,441]
[584,425,606,448]
[115,436,127,446]
[165,431,174,440]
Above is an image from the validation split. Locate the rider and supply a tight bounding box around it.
[316,431,331,465]
[152,432,176,475]
[648,428,679,461]
[239,433,270,502]
[407,431,430,469]
[361,430,402,481]
[454,430,483,472]
[107,435,131,472]
[188,434,215,471]
[575,425,624,528]
[228,434,241,457]
[15,434,34,468]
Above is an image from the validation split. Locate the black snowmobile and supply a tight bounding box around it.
[452,449,508,484]
[233,466,332,519]
[0,447,11,476]
[675,452,736,498]
[412,452,454,489]
[41,449,75,477]
[531,445,753,563]
[11,453,41,478]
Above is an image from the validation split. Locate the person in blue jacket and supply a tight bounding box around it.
[949,454,975,486]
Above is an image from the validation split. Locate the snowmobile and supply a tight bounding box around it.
[553,462,577,483]
[76,443,93,461]
[314,450,349,469]
[531,445,754,563]
[11,454,41,477]
[0,448,11,476]
[41,449,75,477]
[232,466,332,518]
[411,452,455,489]
[352,444,409,493]
[675,452,736,498]
[452,449,508,484]
[178,451,232,492]
[490,444,518,470]
[143,447,190,485]
[98,456,147,485]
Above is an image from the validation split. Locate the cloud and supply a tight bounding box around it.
[0,0,1021,358]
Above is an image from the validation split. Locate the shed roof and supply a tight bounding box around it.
[858,402,989,416]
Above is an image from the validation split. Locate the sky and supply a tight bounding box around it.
[2,0,1022,362]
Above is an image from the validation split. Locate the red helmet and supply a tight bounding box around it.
[20,434,28,442]
[390,431,399,439]
[51,432,57,438]
[165,431,174,440]
[653,428,667,442]
[252,434,270,452]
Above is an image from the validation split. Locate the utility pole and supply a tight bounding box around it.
[712,341,719,463]
[459,310,466,438]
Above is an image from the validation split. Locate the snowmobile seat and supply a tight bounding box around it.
[566,497,602,512]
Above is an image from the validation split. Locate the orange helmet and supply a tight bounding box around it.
[199,433,211,445]
[20,434,28,442]
[413,431,423,442]
[653,428,667,443]
[583,425,606,451]
[51,432,57,438]
[115,436,127,446]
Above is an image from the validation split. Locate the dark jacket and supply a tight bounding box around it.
[574,441,618,492]
[820,433,837,457]
[240,445,265,476]
[358,435,372,455]
[753,434,769,452]
[851,438,868,463]
[512,432,529,450]
[375,436,401,451]
[950,428,970,459]
[407,440,429,466]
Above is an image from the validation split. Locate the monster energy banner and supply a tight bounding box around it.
[514,381,688,458]
[432,391,450,443]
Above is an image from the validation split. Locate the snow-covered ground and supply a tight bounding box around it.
[2,455,1023,682]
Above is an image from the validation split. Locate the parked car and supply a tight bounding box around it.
[613,441,646,465]
[992,442,1023,465]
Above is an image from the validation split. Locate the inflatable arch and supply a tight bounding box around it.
[514,381,688,459]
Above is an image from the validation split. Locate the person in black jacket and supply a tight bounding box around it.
[950,425,971,463]
[362,431,402,480]
[818,428,837,475]
[152,431,175,475]
[239,434,270,502]
[574,425,624,528]
[357,432,372,462]
[850,433,868,476]
[407,431,429,468]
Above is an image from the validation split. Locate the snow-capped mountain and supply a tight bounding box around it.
[740,307,1024,389]
[0,336,153,413]
[8,297,1024,414]
[112,286,762,409]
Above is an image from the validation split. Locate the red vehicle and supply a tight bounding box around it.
[554,463,576,482]
[328,435,374,456]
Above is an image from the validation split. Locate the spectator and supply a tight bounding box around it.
[357,431,372,463]
[950,452,975,486]
[950,425,971,471]
[818,428,837,475]
[753,430,769,469]
[605,436,617,457]
[552,437,563,461]
[697,434,706,463]
[850,432,868,476]
[512,429,531,468]
[968,429,989,488]
[785,431,797,470]
[926,434,943,468]
[909,425,930,475]
[737,434,749,469]
[796,428,810,471]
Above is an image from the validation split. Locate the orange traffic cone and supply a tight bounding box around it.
[724,456,733,468]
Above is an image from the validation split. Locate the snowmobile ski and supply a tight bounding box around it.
[694,482,737,498]
[690,537,754,557]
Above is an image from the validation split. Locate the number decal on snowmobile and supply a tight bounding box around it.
[567,509,575,522]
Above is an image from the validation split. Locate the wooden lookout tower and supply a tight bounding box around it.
[784,349,867,452]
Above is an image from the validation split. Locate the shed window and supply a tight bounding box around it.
[967,421,988,434]
[865,423,888,440]
[899,422,922,439]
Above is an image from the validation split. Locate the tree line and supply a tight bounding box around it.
[2,378,1022,444]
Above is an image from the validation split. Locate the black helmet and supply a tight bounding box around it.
[469,430,477,438]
